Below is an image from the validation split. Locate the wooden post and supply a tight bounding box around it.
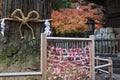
[89,35,95,80]
[108,57,113,80]
[96,56,99,66]
[41,33,47,80]
[96,56,100,73]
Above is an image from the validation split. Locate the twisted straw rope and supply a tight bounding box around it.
[0,9,52,39]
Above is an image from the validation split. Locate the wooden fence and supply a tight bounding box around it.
[95,39,120,56]
[41,33,113,80]
[0,33,113,80]
[95,56,113,80]
[41,33,95,80]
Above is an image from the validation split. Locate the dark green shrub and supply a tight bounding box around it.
[52,0,72,10]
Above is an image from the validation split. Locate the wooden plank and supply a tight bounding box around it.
[98,69,109,74]
[89,35,95,80]
[108,57,113,80]
[96,56,100,73]
[95,63,111,69]
[41,33,47,80]
[0,72,42,77]
[47,37,92,41]
[95,57,111,61]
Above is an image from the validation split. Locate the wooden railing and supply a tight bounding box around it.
[41,33,114,80]
[95,39,120,56]
[0,33,114,80]
[42,33,95,80]
[95,56,113,80]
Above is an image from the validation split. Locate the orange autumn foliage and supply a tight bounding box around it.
[51,3,104,37]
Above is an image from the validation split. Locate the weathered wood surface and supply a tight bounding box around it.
[95,39,119,57]
[0,1,51,80]
[2,0,51,42]
[1,0,51,51]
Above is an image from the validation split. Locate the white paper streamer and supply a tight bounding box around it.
[44,20,51,36]
[1,18,5,37]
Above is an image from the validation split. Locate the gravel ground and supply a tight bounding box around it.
[112,74,120,80]
[96,73,120,80]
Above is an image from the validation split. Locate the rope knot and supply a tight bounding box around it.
[22,17,29,24]
[11,9,40,39]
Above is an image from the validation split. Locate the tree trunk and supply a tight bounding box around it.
[0,0,51,79]
[2,0,51,40]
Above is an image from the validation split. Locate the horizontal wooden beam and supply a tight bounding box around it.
[98,69,109,74]
[47,37,93,41]
[95,57,110,61]
[0,18,52,22]
[95,63,111,69]
[0,72,42,77]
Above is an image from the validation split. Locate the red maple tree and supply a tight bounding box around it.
[51,3,104,37]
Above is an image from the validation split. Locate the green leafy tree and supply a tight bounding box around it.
[52,0,72,10]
